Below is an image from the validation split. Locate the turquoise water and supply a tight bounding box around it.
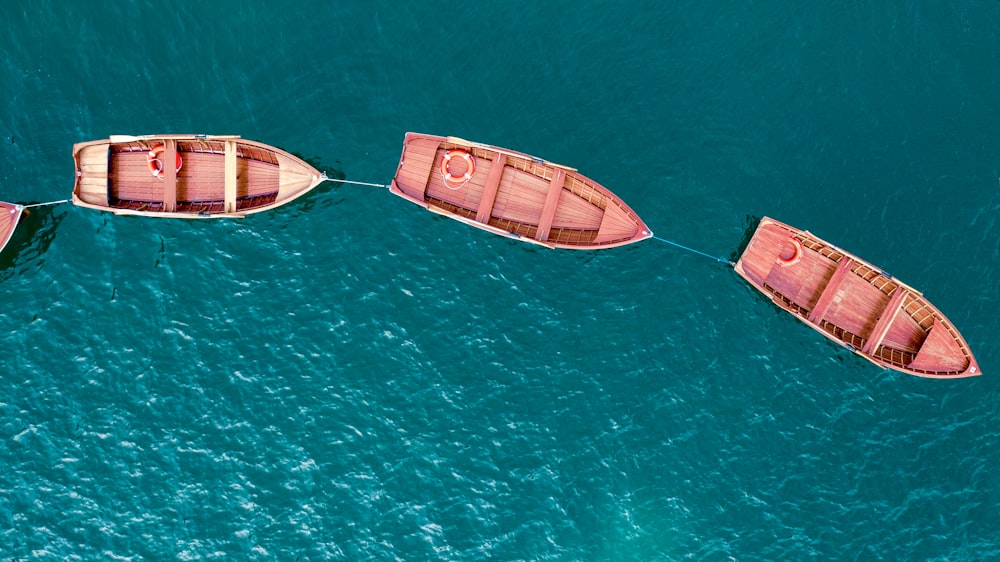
[2,1,999,559]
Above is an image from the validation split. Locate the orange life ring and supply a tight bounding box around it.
[146,144,183,179]
[776,237,802,267]
[440,149,475,186]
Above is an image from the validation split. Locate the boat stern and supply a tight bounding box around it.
[72,139,111,208]
[734,218,787,287]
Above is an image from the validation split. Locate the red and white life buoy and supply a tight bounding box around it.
[440,149,475,187]
[776,237,802,267]
[146,144,183,179]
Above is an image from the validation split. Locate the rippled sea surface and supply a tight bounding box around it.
[2,2,999,559]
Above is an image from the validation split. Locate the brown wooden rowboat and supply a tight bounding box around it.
[390,133,652,249]
[734,217,980,378]
[0,202,24,254]
[72,134,326,218]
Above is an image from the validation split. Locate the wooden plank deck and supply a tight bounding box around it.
[590,197,635,244]
[475,153,506,223]
[534,169,566,242]
[909,321,968,372]
[396,137,440,200]
[242,155,280,198]
[112,151,163,202]
[77,143,110,206]
[808,258,854,323]
[490,170,549,226]
[175,152,224,202]
[862,288,910,354]
[829,273,891,344]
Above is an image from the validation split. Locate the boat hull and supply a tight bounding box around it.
[72,135,324,218]
[389,133,651,249]
[734,217,980,378]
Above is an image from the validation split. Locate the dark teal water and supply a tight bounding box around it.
[2,2,999,559]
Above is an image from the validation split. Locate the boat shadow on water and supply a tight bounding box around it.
[730,214,793,315]
[0,203,66,281]
[729,215,764,262]
[731,214,764,265]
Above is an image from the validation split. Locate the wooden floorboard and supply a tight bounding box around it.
[244,160,279,197]
[110,151,279,203]
[535,169,566,242]
[808,258,854,323]
[862,288,910,354]
[177,153,224,201]
[397,139,440,198]
[476,154,506,223]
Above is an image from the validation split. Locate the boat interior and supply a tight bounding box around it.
[396,136,642,247]
[92,140,282,213]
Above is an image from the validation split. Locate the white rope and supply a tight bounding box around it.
[651,235,734,266]
[321,174,389,189]
[21,199,70,209]
[329,179,390,188]
[442,175,470,191]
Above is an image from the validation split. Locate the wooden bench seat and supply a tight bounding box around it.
[475,154,506,223]
[224,140,238,213]
[534,169,566,242]
[162,140,178,212]
[861,288,910,355]
[808,258,854,323]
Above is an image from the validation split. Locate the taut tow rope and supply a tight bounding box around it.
[651,235,734,266]
[21,199,71,209]
[320,172,389,189]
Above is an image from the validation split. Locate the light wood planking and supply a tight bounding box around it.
[861,288,909,354]
[808,258,854,323]
[162,140,178,212]
[77,144,110,206]
[113,152,162,201]
[397,138,440,199]
[535,169,566,242]
[476,153,506,223]
[909,321,968,372]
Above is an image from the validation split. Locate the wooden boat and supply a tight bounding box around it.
[389,133,652,249]
[0,201,24,254]
[72,134,326,218]
[734,217,980,378]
